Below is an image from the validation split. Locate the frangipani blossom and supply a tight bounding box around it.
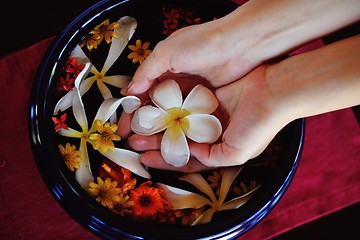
[57,65,150,187]
[156,166,259,225]
[54,16,137,119]
[131,79,222,167]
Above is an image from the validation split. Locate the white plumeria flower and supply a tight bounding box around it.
[57,63,150,188]
[54,16,137,122]
[156,166,259,225]
[131,79,222,167]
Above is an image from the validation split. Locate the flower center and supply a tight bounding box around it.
[137,49,145,56]
[139,195,151,207]
[99,189,109,198]
[166,107,190,131]
[101,131,111,141]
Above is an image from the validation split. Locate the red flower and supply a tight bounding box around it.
[52,113,68,132]
[99,160,137,191]
[129,182,171,217]
[63,58,85,78]
[57,73,75,92]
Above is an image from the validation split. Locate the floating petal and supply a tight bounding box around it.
[156,183,211,209]
[184,114,222,143]
[53,62,91,114]
[150,79,183,111]
[179,173,217,204]
[99,147,150,179]
[218,167,243,205]
[220,187,259,211]
[75,139,94,188]
[57,127,83,138]
[102,75,131,89]
[191,208,216,226]
[182,84,218,114]
[72,87,88,132]
[93,96,141,126]
[102,16,137,73]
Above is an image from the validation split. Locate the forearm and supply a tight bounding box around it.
[267,34,360,122]
[220,0,360,64]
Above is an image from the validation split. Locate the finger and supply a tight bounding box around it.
[188,141,250,168]
[117,112,133,138]
[128,133,162,151]
[127,46,172,95]
[140,150,213,173]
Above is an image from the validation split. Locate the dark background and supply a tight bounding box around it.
[2,1,359,239]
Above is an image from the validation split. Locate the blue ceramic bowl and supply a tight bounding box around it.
[29,0,305,239]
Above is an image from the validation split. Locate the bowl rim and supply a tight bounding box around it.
[28,0,305,239]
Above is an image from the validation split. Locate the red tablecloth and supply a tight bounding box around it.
[0,35,359,240]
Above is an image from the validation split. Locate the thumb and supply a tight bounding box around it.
[126,48,171,95]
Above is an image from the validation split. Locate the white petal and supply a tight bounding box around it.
[220,186,259,211]
[161,126,190,167]
[182,84,218,114]
[75,139,94,188]
[97,80,113,100]
[131,106,169,135]
[70,45,91,65]
[93,96,141,124]
[218,167,243,205]
[179,173,217,203]
[156,183,211,209]
[53,91,74,115]
[99,148,151,179]
[102,16,137,73]
[57,127,82,138]
[102,75,131,89]
[150,79,182,110]
[191,208,216,226]
[79,76,96,96]
[185,114,222,143]
[53,62,91,114]
[72,87,88,131]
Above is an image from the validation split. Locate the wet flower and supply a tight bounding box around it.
[157,166,259,225]
[208,168,225,196]
[58,143,82,171]
[175,208,203,225]
[52,113,68,132]
[89,120,121,152]
[63,58,85,77]
[100,160,137,191]
[130,182,170,217]
[127,39,152,64]
[90,19,120,45]
[88,177,122,208]
[57,73,75,92]
[112,193,134,216]
[79,33,101,51]
[56,64,149,187]
[54,16,137,118]
[131,79,222,167]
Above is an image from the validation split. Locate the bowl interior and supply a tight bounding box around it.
[29,0,304,239]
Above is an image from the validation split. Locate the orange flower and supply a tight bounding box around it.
[127,39,152,64]
[129,182,170,216]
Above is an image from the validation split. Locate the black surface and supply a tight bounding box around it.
[2,0,359,239]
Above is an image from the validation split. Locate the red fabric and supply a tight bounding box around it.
[0,36,359,240]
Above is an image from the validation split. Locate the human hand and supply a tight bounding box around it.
[123,17,262,96]
[119,65,289,172]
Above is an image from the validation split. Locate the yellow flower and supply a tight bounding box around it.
[207,168,225,196]
[58,143,82,171]
[89,120,121,152]
[112,193,135,216]
[127,39,152,64]
[91,19,120,44]
[175,208,203,225]
[79,34,101,51]
[88,177,122,208]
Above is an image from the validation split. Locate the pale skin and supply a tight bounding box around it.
[119,0,360,172]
